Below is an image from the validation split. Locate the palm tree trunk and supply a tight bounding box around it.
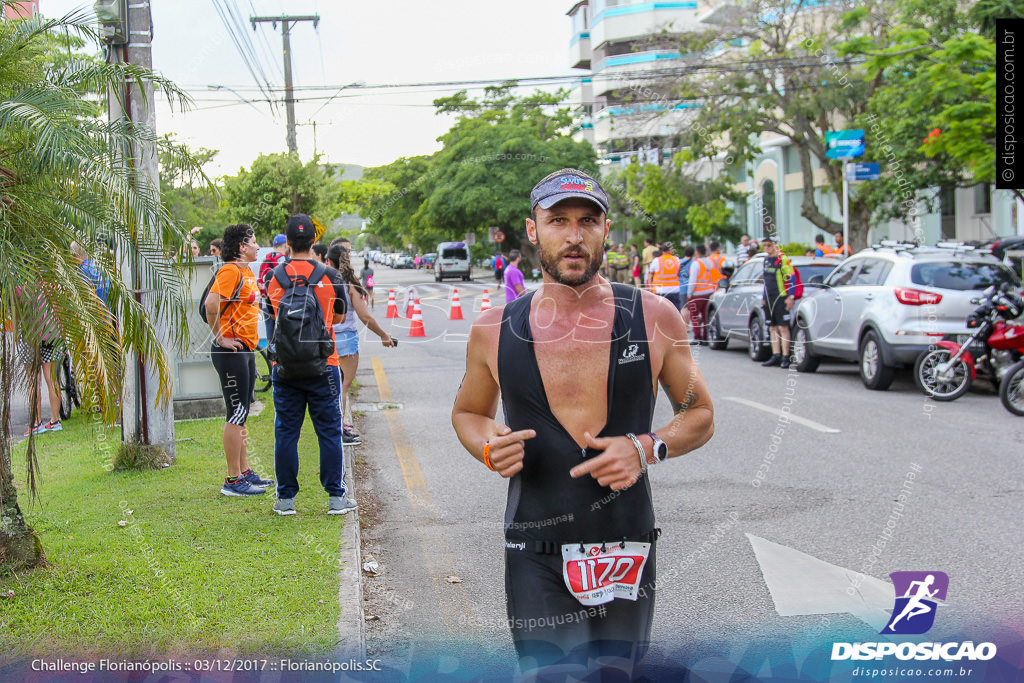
[0,467,44,570]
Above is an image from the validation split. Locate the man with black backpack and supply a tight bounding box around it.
[266,214,354,516]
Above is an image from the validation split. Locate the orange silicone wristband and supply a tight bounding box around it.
[483,442,495,471]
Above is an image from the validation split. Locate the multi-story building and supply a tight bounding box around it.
[568,0,709,163]
[566,1,1022,248]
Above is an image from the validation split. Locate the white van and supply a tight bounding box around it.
[434,241,471,282]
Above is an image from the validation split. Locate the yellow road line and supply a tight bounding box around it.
[370,358,477,634]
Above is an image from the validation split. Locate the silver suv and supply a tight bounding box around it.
[791,243,1021,390]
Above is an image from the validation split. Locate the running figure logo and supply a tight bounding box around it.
[881,571,948,635]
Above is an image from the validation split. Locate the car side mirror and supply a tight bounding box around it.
[809,275,824,285]
[718,277,730,290]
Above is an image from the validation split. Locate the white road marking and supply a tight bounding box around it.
[723,396,841,433]
[746,534,892,631]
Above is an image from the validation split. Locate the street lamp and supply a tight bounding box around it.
[207,85,266,115]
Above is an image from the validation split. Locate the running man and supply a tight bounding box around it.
[887,574,939,631]
[452,168,715,677]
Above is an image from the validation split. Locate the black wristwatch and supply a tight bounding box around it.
[646,432,668,464]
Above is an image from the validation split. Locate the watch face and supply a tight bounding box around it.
[655,441,668,461]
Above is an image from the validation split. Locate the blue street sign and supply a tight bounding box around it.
[846,162,880,182]
[826,129,865,159]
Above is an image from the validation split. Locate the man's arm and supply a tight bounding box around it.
[649,295,714,457]
[452,309,534,477]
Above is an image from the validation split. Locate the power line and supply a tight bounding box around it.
[211,0,278,117]
[183,53,866,96]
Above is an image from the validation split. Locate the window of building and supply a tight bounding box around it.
[974,183,991,215]
[571,6,589,33]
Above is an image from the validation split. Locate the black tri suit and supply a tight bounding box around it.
[497,283,660,672]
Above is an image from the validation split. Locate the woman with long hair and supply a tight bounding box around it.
[203,223,273,496]
[327,242,395,445]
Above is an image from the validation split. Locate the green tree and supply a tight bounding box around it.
[0,7,198,568]
[220,153,334,241]
[158,134,222,243]
[608,161,743,245]
[363,85,598,262]
[673,0,897,249]
[844,0,1006,219]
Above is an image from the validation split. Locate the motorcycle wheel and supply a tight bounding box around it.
[914,348,972,401]
[999,360,1024,416]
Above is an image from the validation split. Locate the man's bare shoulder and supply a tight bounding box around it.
[638,289,688,344]
[468,305,507,344]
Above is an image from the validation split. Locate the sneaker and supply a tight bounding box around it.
[23,422,43,436]
[242,468,273,487]
[220,477,266,497]
[761,354,783,367]
[328,495,357,515]
[780,356,791,369]
[273,498,296,516]
[342,429,362,446]
[42,420,62,432]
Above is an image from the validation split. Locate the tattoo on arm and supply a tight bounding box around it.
[672,391,697,415]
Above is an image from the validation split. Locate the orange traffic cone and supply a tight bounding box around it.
[408,298,426,337]
[405,287,416,318]
[385,289,398,318]
[449,288,464,320]
[480,289,492,312]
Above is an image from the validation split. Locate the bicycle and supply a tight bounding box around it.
[56,350,80,420]
[254,344,273,394]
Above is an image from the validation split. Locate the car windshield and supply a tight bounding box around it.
[442,248,467,259]
[910,261,1020,291]
[795,265,836,283]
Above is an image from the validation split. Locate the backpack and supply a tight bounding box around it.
[199,265,244,324]
[269,262,335,380]
[788,266,804,299]
[365,273,375,288]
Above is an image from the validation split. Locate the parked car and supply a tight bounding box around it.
[707,254,839,360]
[393,255,415,269]
[789,243,1021,390]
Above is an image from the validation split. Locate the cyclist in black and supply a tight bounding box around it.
[452,168,715,677]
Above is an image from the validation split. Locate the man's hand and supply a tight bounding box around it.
[569,432,643,491]
[487,424,536,478]
[785,295,795,310]
[216,334,243,351]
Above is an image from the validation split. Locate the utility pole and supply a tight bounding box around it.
[99,0,176,460]
[251,14,320,153]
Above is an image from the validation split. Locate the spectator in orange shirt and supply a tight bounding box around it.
[203,223,273,497]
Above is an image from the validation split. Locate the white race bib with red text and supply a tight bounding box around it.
[561,541,650,606]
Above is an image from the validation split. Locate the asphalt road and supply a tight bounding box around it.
[352,267,1024,678]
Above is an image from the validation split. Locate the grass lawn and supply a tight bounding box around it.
[0,384,354,658]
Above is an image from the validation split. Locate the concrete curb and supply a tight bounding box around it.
[335,459,366,660]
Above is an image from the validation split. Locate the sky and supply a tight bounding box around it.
[41,0,576,177]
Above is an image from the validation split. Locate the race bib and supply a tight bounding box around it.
[561,541,650,606]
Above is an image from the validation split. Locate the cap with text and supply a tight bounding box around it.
[530,169,609,215]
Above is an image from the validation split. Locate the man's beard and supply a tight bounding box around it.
[537,239,603,287]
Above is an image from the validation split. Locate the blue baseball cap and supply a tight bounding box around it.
[272,233,287,246]
[530,168,609,214]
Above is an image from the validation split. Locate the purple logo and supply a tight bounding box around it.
[881,571,948,635]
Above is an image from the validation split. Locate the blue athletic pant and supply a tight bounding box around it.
[272,364,345,499]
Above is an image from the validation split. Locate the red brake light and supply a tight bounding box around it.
[894,287,943,305]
